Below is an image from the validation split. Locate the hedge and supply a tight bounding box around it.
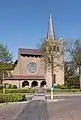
[5,89,36,94]
[0,88,80,95]
[46,88,80,93]
[0,88,36,94]
[54,85,68,89]
[0,94,26,103]
[0,90,3,94]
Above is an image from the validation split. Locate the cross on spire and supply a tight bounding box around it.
[47,13,55,40]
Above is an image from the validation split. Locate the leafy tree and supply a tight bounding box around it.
[41,39,64,87]
[0,44,13,81]
[66,75,80,89]
[65,40,81,89]
[64,61,76,85]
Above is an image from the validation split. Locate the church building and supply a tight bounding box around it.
[5,14,64,88]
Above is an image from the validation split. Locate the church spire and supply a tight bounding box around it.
[47,13,55,40]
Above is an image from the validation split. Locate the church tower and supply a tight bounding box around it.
[47,13,55,40]
[45,13,64,87]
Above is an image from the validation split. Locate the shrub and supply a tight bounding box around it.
[66,75,80,89]
[12,85,17,89]
[54,85,68,89]
[55,88,80,92]
[54,85,61,89]
[60,85,68,89]
[45,87,80,93]
[0,84,3,90]
[0,88,36,94]
[5,84,13,89]
[5,88,35,94]
[5,84,17,89]
[0,90,3,94]
[0,94,26,103]
[8,84,13,89]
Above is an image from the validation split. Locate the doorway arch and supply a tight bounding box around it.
[31,81,38,87]
[40,81,46,87]
[22,81,29,87]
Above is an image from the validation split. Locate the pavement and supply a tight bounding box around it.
[0,88,81,120]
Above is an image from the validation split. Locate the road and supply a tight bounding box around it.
[0,102,26,120]
[0,91,81,120]
[16,100,48,120]
[47,96,81,120]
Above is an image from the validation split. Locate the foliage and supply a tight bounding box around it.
[12,85,17,89]
[0,90,2,94]
[46,87,80,93]
[41,39,63,70]
[54,84,68,89]
[64,61,75,84]
[41,39,64,85]
[0,88,36,94]
[65,40,81,88]
[6,84,13,89]
[0,43,13,80]
[5,88,35,94]
[0,84,3,90]
[0,94,26,103]
[0,87,80,95]
[66,75,80,89]
[4,84,17,89]
[0,44,12,62]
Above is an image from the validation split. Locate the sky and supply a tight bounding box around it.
[0,0,81,61]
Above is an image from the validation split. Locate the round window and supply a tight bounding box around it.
[27,62,37,73]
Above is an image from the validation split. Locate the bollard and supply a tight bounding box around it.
[51,90,53,99]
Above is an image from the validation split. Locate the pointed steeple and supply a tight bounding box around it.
[47,13,55,40]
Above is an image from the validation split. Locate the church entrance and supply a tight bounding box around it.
[22,81,29,87]
[31,81,38,87]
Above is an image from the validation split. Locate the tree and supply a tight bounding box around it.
[65,40,81,89]
[66,75,80,89]
[0,44,13,82]
[41,39,64,87]
[64,61,76,85]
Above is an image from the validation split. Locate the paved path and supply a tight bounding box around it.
[32,87,46,100]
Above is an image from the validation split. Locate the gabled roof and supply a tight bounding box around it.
[19,48,43,56]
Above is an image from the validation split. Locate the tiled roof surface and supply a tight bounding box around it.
[5,75,46,80]
[19,48,43,56]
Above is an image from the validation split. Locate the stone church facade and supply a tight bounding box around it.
[4,14,64,88]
